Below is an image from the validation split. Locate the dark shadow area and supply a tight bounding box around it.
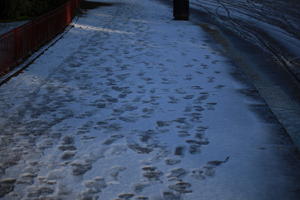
[80,1,114,10]
[0,0,69,21]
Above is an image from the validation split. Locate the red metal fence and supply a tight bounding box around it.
[0,0,82,75]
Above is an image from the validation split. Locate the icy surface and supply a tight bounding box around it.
[0,0,300,199]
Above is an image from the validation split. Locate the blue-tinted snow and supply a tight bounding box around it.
[0,0,299,199]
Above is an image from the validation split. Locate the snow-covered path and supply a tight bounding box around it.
[0,0,300,199]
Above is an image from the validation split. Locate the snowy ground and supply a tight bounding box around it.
[0,0,300,199]
[188,0,300,78]
[0,21,28,36]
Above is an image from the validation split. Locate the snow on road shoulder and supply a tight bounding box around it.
[0,0,299,200]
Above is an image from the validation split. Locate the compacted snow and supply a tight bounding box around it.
[0,0,300,199]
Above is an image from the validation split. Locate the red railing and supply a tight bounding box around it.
[0,0,82,75]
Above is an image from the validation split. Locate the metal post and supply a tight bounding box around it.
[173,0,189,20]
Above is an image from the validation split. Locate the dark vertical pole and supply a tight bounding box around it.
[173,0,189,20]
